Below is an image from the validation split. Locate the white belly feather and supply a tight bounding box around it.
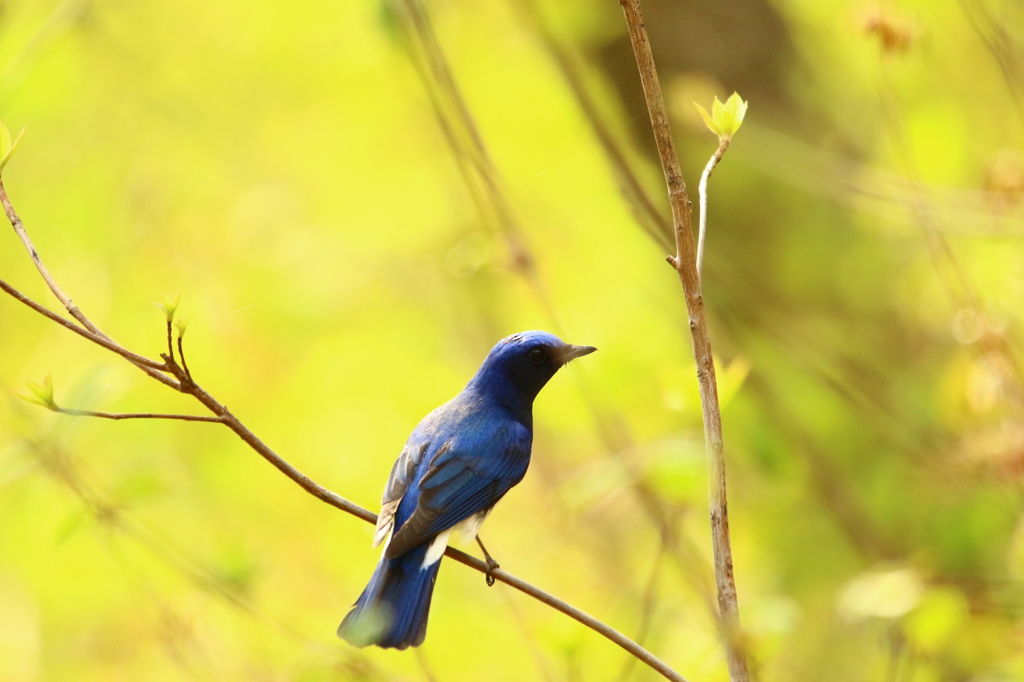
[419,509,492,569]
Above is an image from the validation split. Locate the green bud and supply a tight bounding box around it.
[694,93,748,142]
[21,373,56,409]
[174,316,189,338]
[157,291,181,322]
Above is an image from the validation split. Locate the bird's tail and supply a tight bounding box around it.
[338,542,441,650]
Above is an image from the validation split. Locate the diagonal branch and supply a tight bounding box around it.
[617,1,751,681]
[0,177,99,335]
[0,277,177,386]
[0,178,182,389]
[1,174,687,682]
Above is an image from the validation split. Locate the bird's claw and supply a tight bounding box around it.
[484,558,500,587]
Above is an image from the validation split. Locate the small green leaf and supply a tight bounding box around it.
[694,93,748,142]
[21,373,56,409]
[0,127,24,174]
[0,123,12,160]
[720,93,748,136]
[174,316,189,338]
[0,126,25,175]
[16,391,50,408]
[694,102,715,133]
[157,291,181,322]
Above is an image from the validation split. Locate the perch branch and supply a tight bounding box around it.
[618,1,750,680]
[0,179,687,682]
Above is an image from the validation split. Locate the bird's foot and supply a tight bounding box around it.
[476,536,500,587]
[484,557,500,587]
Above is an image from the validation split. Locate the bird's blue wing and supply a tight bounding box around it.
[384,417,531,559]
[373,439,430,547]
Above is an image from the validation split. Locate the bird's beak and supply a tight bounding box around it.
[556,344,597,365]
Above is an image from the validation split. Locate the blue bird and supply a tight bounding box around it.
[338,330,596,649]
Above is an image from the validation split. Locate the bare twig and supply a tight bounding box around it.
[697,139,730,282]
[617,1,750,681]
[165,320,175,366]
[0,178,182,389]
[0,177,99,334]
[395,0,541,286]
[1,179,686,682]
[176,335,192,381]
[53,407,224,423]
[0,277,177,389]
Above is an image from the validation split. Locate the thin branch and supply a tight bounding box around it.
[53,406,224,423]
[191,375,688,680]
[0,178,182,389]
[414,648,441,682]
[445,546,688,682]
[875,59,1024,410]
[177,335,192,381]
[0,23,694,679]
[0,184,685,682]
[396,0,539,281]
[617,2,751,681]
[697,139,730,282]
[0,176,100,335]
[168,341,691,680]
[165,320,175,366]
[0,277,178,388]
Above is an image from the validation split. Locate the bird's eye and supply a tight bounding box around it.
[528,348,546,365]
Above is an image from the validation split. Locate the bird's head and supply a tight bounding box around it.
[468,330,596,409]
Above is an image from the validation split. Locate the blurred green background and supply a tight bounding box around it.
[2,0,1024,680]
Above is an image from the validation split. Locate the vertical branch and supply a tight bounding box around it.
[617,2,751,681]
